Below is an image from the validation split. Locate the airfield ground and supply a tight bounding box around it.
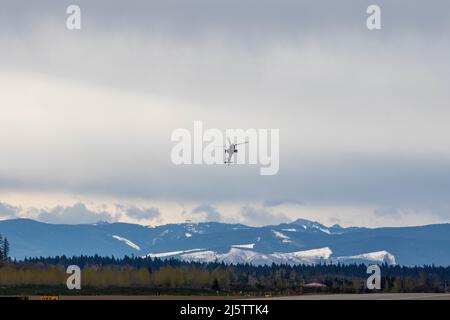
[15,293,450,300]
[261,293,450,300]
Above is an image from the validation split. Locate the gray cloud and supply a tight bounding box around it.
[240,206,290,226]
[191,204,223,222]
[263,198,303,207]
[70,155,450,210]
[36,203,115,224]
[1,0,450,226]
[373,205,450,222]
[373,206,405,219]
[328,217,343,225]
[116,204,160,221]
[0,202,20,219]
[1,0,449,102]
[2,1,449,35]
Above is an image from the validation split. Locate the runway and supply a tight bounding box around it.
[11,293,450,300]
[263,293,450,300]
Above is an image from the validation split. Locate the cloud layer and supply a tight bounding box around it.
[0,1,449,226]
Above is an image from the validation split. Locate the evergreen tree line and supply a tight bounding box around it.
[2,255,446,294]
[23,254,450,279]
[0,234,9,261]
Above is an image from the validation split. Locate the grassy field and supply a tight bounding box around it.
[0,285,278,300]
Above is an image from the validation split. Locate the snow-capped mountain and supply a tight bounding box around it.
[145,246,396,266]
[0,218,449,265]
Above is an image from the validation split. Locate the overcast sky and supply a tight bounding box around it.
[0,0,449,227]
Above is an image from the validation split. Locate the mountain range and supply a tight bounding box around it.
[0,218,449,266]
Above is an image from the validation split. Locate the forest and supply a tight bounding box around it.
[0,253,449,296]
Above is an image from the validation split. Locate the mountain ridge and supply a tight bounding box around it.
[0,218,449,265]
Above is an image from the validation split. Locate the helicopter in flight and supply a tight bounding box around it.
[223,138,248,165]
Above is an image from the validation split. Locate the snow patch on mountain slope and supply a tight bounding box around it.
[159,230,169,237]
[232,243,255,249]
[291,219,335,234]
[336,250,396,265]
[180,250,218,261]
[162,247,396,266]
[318,227,331,234]
[272,230,292,243]
[289,247,332,259]
[145,248,205,258]
[179,247,333,266]
[185,224,205,234]
[112,235,141,251]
